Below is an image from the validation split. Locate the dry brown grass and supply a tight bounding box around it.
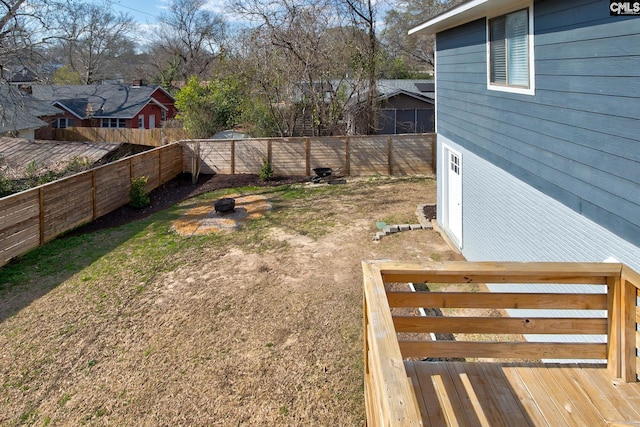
[0,176,461,426]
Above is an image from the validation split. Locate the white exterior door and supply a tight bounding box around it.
[444,146,463,247]
[149,115,156,129]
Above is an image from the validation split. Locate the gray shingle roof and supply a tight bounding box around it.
[376,79,435,101]
[31,84,171,119]
[0,86,61,133]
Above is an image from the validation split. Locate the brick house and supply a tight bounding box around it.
[30,81,177,133]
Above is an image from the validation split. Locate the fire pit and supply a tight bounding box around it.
[311,167,332,183]
[214,197,236,214]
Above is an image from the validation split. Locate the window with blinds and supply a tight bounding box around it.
[489,8,530,89]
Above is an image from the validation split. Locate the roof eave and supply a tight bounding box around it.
[151,85,176,101]
[409,0,527,35]
[51,101,85,120]
[377,89,435,104]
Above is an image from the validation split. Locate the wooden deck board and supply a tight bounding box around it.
[561,364,631,421]
[415,361,469,426]
[406,361,640,426]
[500,364,549,426]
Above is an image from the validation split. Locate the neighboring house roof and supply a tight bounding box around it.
[0,137,120,180]
[376,79,435,102]
[30,84,175,120]
[211,129,251,139]
[6,66,39,83]
[344,79,435,110]
[409,0,526,35]
[0,85,61,134]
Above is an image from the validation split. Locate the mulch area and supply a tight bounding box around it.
[67,173,309,236]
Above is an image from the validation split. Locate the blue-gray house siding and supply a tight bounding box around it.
[433,0,640,266]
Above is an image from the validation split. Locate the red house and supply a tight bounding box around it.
[30,81,177,132]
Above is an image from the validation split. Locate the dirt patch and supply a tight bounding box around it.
[172,194,272,235]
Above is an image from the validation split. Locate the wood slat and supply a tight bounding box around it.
[54,127,188,146]
[508,363,569,426]
[362,261,423,426]
[386,273,610,284]
[0,188,40,229]
[447,361,514,425]
[0,222,39,263]
[622,265,640,292]
[412,361,474,426]
[403,362,433,426]
[537,364,613,425]
[393,316,608,335]
[387,291,607,310]
[562,364,637,420]
[477,362,537,424]
[499,364,550,426]
[405,362,640,427]
[398,341,607,360]
[378,261,622,285]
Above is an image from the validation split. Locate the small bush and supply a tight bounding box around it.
[129,176,150,209]
[259,160,273,181]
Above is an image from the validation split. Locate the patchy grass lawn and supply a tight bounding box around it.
[0,176,460,426]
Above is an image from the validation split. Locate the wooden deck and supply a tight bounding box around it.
[406,361,640,426]
[363,261,640,427]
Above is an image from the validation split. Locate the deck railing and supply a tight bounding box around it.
[362,260,640,426]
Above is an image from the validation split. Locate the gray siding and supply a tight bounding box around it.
[438,134,640,271]
[438,134,640,360]
[435,0,640,247]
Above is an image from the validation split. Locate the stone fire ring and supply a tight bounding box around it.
[172,194,271,235]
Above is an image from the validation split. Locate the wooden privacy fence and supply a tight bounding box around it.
[362,260,640,426]
[0,143,183,267]
[53,127,189,147]
[182,134,436,177]
[1,134,435,268]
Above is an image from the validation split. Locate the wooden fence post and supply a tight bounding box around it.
[39,187,45,245]
[305,137,310,176]
[345,137,350,176]
[230,140,236,174]
[92,170,97,221]
[158,147,163,184]
[387,137,393,176]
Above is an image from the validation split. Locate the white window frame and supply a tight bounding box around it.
[101,118,126,128]
[53,118,74,128]
[486,3,535,96]
[138,115,144,128]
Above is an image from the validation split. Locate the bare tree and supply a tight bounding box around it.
[231,0,375,136]
[382,0,463,74]
[0,0,59,81]
[338,0,379,134]
[150,0,228,84]
[52,0,137,84]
